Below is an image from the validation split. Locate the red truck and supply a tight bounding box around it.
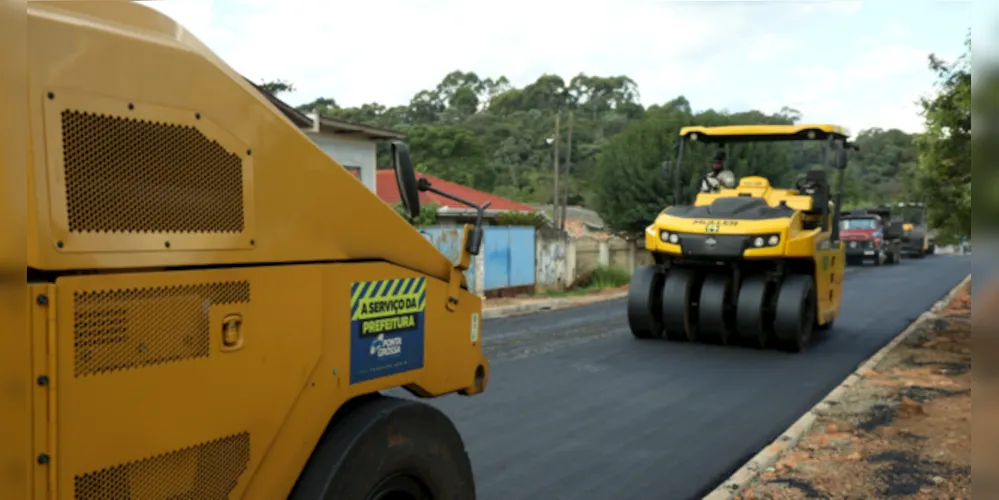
[839,208,903,266]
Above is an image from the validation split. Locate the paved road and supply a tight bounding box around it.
[398,255,970,500]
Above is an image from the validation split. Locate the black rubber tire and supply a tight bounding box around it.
[289,395,475,500]
[661,267,702,342]
[698,274,735,345]
[735,275,773,349]
[627,266,665,339]
[773,274,817,353]
[874,249,883,266]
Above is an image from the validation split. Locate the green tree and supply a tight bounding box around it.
[265,70,922,230]
[258,79,295,96]
[913,32,971,237]
[591,107,684,234]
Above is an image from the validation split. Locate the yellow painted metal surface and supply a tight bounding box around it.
[696,176,818,212]
[645,174,845,325]
[19,2,490,499]
[679,123,850,141]
[813,236,846,325]
[41,263,486,499]
[1,0,31,497]
[26,2,453,284]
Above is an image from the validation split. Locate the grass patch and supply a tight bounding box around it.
[547,265,631,297]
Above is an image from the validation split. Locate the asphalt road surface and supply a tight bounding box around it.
[396,255,971,500]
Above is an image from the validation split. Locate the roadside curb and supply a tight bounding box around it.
[482,290,628,319]
[702,273,972,500]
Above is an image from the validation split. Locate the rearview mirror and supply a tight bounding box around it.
[466,226,483,256]
[391,141,420,218]
[834,148,848,170]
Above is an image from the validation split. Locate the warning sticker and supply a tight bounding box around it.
[349,277,426,384]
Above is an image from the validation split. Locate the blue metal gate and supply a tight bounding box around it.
[483,227,535,291]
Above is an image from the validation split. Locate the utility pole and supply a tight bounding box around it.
[552,111,561,229]
[561,110,574,232]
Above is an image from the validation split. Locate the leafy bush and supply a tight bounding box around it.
[590,265,631,289]
[495,211,548,228]
[576,265,630,290]
[393,202,439,227]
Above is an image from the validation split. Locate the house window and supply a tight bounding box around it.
[343,165,361,179]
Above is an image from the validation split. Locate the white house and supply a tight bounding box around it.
[251,79,406,193]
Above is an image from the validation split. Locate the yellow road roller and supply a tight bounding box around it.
[8,2,489,499]
[895,201,936,257]
[628,124,853,352]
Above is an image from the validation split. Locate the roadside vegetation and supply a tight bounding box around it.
[546,265,631,297]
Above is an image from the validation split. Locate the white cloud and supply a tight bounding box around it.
[744,34,798,63]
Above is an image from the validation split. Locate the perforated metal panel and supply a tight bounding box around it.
[74,432,250,500]
[73,281,250,377]
[61,110,245,234]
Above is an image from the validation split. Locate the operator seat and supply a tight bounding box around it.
[800,170,831,230]
[803,169,829,214]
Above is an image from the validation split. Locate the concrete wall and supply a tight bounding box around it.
[535,230,575,292]
[420,224,654,296]
[573,237,602,278]
[571,234,652,282]
[306,133,377,192]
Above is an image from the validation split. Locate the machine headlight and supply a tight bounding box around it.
[750,234,781,248]
[660,230,681,244]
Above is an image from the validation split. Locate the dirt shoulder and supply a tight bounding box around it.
[736,280,971,500]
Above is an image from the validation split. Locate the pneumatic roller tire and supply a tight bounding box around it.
[661,268,702,342]
[698,274,736,345]
[773,274,817,353]
[627,266,666,339]
[735,275,773,349]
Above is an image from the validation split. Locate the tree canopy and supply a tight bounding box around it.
[913,31,972,240]
[260,42,967,235]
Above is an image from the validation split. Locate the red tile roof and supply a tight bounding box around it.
[375,170,535,212]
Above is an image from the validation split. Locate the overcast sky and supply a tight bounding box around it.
[146,0,971,136]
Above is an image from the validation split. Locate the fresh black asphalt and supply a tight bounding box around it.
[394,255,971,500]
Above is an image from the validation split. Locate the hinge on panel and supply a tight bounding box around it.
[30,283,58,497]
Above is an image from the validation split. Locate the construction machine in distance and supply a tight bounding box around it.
[10,3,489,500]
[627,124,854,352]
[839,207,903,266]
[895,201,936,257]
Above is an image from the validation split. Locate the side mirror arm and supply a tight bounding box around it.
[418,179,489,255]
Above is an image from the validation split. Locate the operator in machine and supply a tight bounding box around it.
[700,150,737,193]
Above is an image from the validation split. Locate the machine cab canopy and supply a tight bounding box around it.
[679,124,851,143]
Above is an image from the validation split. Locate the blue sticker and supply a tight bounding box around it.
[349,277,426,384]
